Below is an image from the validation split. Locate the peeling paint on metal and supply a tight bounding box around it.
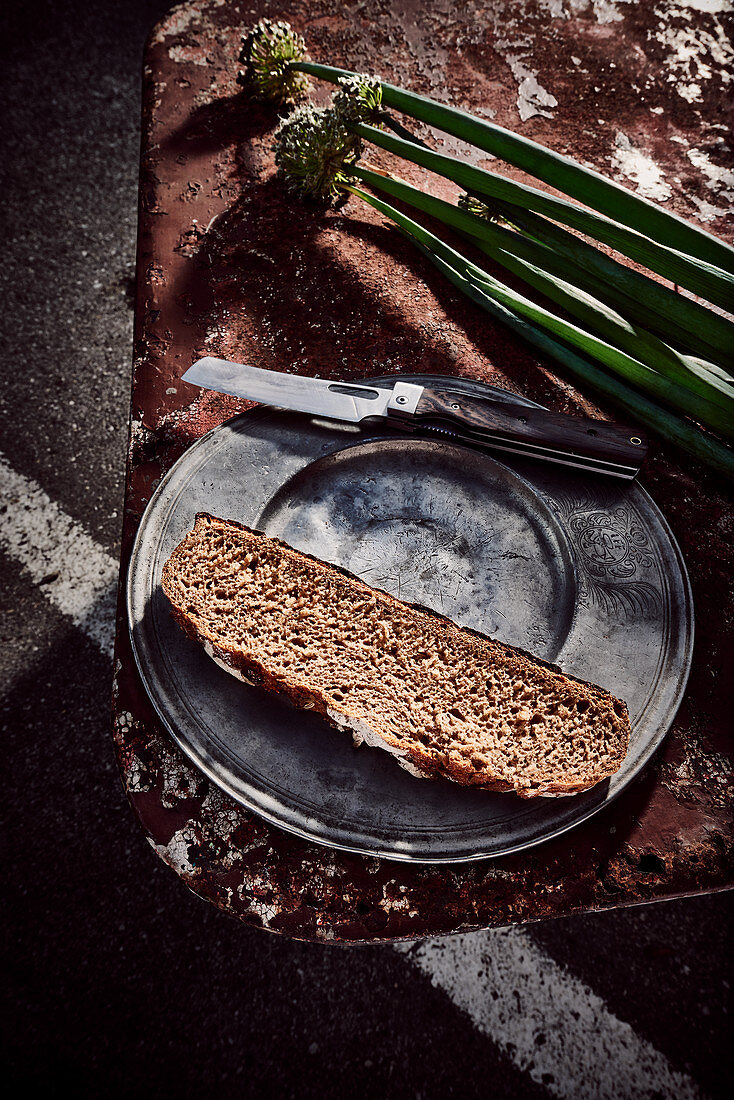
[505,55,559,122]
[152,826,202,876]
[150,0,227,45]
[674,0,733,15]
[592,0,629,26]
[686,146,734,214]
[653,0,734,103]
[611,131,673,201]
[169,43,209,66]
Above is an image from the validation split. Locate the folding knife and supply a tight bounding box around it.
[183,357,647,479]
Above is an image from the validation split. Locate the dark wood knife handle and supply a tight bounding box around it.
[397,385,647,467]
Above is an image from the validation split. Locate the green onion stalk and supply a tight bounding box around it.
[413,240,734,481]
[238,20,734,479]
[352,123,734,312]
[348,168,734,414]
[457,196,734,374]
[295,61,734,278]
[346,184,734,446]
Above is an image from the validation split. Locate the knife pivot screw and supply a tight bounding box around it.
[587,428,598,436]
[518,415,527,423]
[396,395,408,405]
[630,436,642,445]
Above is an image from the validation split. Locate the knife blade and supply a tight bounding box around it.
[183,357,647,479]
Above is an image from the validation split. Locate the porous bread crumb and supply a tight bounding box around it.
[162,514,631,798]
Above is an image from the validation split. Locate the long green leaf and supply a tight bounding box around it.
[410,240,734,481]
[363,161,734,369]
[483,197,734,369]
[351,125,734,312]
[345,184,734,441]
[470,251,734,421]
[351,166,734,412]
[295,60,734,275]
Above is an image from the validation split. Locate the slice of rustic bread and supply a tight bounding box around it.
[162,513,630,798]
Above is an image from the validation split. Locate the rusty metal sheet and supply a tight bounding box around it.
[113,0,733,940]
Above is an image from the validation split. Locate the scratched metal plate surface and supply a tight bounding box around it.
[127,375,693,862]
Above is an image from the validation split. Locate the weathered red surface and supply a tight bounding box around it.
[113,0,733,940]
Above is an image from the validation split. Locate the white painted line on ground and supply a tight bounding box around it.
[396,928,703,1099]
[0,452,705,1099]
[0,452,118,656]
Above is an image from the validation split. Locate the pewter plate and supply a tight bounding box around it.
[127,375,693,862]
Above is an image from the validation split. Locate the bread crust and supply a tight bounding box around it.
[162,513,631,798]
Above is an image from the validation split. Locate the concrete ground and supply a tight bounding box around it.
[1,2,732,1097]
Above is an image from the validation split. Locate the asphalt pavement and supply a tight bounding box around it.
[1,2,732,1097]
